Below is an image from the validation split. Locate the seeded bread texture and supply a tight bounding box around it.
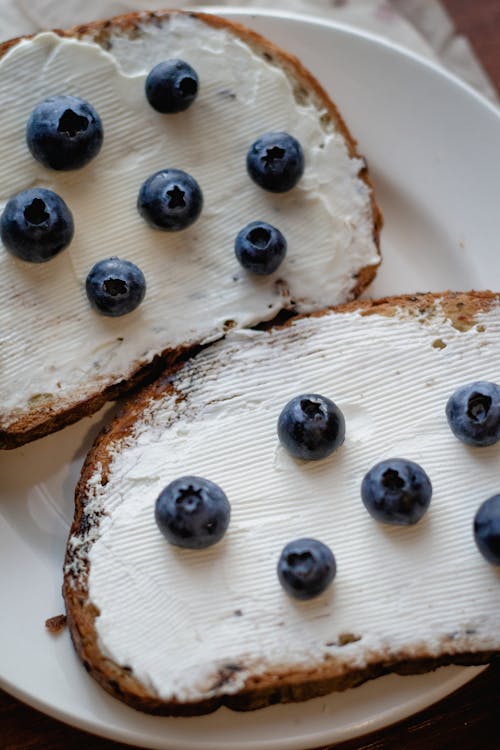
[64,290,499,716]
[0,9,382,450]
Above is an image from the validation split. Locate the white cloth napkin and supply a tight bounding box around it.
[0,0,496,100]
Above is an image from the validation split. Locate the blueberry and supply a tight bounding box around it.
[277,538,336,600]
[277,394,345,460]
[145,59,199,113]
[26,95,103,170]
[446,381,500,447]
[234,221,287,276]
[1,188,74,262]
[361,458,432,526]
[138,169,203,231]
[474,495,500,565]
[86,258,146,317]
[246,132,304,193]
[155,476,230,549]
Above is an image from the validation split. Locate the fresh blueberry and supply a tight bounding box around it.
[277,538,336,600]
[234,221,287,275]
[86,257,146,317]
[138,169,203,231]
[474,495,500,565]
[145,59,199,113]
[155,476,230,549]
[446,381,500,447]
[246,132,304,193]
[277,394,345,460]
[1,188,74,262]
[26,95,103,170]
[361,458,432,526]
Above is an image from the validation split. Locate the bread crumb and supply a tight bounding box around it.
[45,614,67,634]
[338,633,362,646]
[432,338,446,349]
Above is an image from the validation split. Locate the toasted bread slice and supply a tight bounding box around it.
[64,291,500,716]
[0,10,381,449]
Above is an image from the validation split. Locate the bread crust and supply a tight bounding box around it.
[0,9,382,450]
[64,290,498,716]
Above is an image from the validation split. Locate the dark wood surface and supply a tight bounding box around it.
[2,2,500,749]
[441,0,500,91]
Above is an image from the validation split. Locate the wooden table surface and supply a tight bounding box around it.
[2,1,500,748]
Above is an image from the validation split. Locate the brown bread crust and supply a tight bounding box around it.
[64,290,498,716]
[0,9,382,450]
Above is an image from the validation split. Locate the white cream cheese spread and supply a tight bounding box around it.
[0,14,378,428]
[69,298,500,703]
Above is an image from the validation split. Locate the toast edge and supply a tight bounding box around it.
[63,290,498,716]
[0,8,382,449]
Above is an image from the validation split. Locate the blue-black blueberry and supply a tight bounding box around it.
[86,257,146,317]
[26,95,103,170]
[1,187,74,262]
[277,394,345,460]
[361,458,432,526]
[278,538,336,600]
[145,59,199,113]
[446,381,500,447]
[234,221,287,275]
[138,169,203,231]
[474,495,500,566]
[155,476,230,549]
[246,132,304,192]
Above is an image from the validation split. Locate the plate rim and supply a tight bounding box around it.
[0,665,487,750]
[200,5,500,117]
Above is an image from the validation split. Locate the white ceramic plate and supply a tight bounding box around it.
[2,8,500,749]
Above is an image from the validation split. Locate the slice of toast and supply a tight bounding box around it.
[64,291,500,716]
[0,10,381,449]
